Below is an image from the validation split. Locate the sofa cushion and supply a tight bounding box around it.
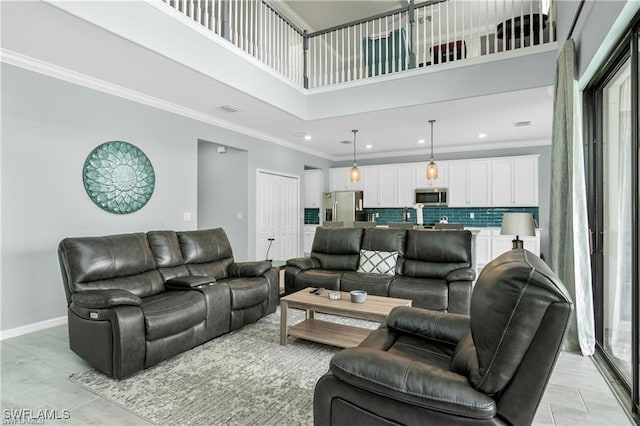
[140,290,207,341]
[389,277,448,311]
[311,227,363,270]
[403,230,472,279]
[357,249,399,275]
[296,270,344,290]
[59,233,164,298]
[341,272,395,296]
[147,231,184,267]
[178,229,234,280]
[361,228,407,256]
[221,277,270,310]
[148,231,191,281]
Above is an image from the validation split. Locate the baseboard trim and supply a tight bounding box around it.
[0,316,67,340]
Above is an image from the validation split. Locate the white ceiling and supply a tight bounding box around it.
[284,86,553,160]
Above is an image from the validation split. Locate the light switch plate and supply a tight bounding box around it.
[183,212,192,221]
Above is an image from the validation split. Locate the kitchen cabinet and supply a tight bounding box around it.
[362,166,380,207]
[447,162,469,207]
[415,161,448,189]
[490,155,538,206]
[329,167,364,191]
[468,160,491,206]
[449,160,491,207]
[304,169,323,208]
[397,164,416,207]
[514,156,538,206]
[303,225,318,256]
[332,154,538,208]
[471,227,541,276]
[490,228,540,259]
[474,229,492,274]
[363,165,414,208]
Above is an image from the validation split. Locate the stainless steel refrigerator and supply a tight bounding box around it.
[322,191,364,228]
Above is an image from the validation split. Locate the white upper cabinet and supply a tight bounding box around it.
[491,158,515,206]
[329,167,364,191]
[304,169,323,208]
[447,161,469,207]
[448,160,490,207]
[362,166,380,207]
[490,155,538,206]
[363,165,400,207]
[513,156,539,206]
[397,164,416,207]
[331,155,538,208]
[415,161,448,189]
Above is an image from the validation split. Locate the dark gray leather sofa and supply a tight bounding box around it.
[285,227,475,314]
[313,249,573,426]
[58,228,277,379]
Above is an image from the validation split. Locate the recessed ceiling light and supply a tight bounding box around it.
[218,104,242,113]
[418,139,425,144]
[304,135,312,140]
[478,133,487,139]
[514,121,532,127]
[365,144,372,149]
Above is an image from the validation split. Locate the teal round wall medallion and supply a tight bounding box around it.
[83,141,155,214]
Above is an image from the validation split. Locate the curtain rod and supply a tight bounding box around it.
[566,0,586,41]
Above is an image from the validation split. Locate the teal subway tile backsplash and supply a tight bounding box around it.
[363,207,539,227]
[304,208,320,224]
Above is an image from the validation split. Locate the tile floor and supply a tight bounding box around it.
[0,324,634,425]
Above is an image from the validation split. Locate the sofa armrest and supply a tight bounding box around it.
[330,348,496,419]
[286,257,320,271]
[229,261,271,277]
[446,267,476,283]
[71,289,142,309]
[165,276,216,289]
[387,306,470,345]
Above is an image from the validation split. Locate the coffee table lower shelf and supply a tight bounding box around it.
[287,318,372,348]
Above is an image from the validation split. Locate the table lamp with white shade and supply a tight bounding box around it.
[500,213,536,249]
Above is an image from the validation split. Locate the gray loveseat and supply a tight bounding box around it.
[58,228,277,379]
[285,227,475,314]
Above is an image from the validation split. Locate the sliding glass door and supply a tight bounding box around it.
[586,25,639,414]
[601,58,633,383]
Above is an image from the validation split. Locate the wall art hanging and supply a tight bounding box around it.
[83,141,155,214]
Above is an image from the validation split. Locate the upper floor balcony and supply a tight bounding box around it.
[161,0,556,89]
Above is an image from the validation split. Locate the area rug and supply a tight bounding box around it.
[69,309,379,425]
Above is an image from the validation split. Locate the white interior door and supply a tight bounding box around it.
[256,170,300,261]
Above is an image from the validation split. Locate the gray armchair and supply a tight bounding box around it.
[314,249,573,425]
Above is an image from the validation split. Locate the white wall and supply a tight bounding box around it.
[0,64,331,332]
[198,141,249,260]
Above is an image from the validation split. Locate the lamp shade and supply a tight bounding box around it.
[426,160,438,180]
[500,213,536,237]
[349,164,360,182]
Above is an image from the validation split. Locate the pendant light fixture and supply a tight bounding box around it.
[426,119,438,181]
[349,129,361,183]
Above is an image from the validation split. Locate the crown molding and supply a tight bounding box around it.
[0,48,331,160]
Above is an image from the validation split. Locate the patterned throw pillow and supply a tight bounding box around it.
[357,250,399,275]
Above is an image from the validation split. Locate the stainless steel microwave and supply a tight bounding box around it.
[415,188,448,206]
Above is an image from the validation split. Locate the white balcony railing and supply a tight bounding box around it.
[162,0,555,89]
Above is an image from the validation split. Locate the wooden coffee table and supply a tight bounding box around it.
[280,288,412,348]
